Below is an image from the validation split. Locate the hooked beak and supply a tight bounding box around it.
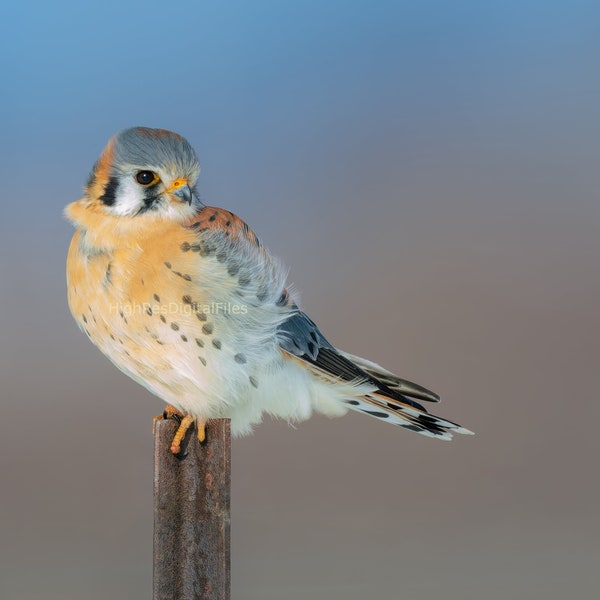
[172,184,193,205]
[167,178,195,205]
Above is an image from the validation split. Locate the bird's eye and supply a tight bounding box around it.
[135,170,159,185]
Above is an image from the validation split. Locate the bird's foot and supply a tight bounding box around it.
[154,404,207,455]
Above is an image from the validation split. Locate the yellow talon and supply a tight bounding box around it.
[170,414,194,455]
[197,420,206,443]
[154,405,207,454]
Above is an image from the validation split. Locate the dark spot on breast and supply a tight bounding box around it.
[225,220,231,227]
[160,315,166,323]
[209,212,217,222]
[190,244,203,252]
[238,274,251,287]
[198,356,207,366]
[154,293,160,302]
[182,295,192,304]
[212,339,222,350]
[146,306,153,316]
[110,334,116,340]
[172,270,192,281]
[141,279,145,286]
[104,263,113,286]
[181,242,191,252]
[234,353,246,364]
[156,340,164,345]
[195,338,204,348]
[249,376,259,388]
[181,334,188,342]
[171,322,179,331]
[202,323,213,335]
[227,262,240,276]
[256,288,268,302]
[196,312,207,322]
[82,315,87,323]
[216,251,227,263]
[164,262,172,269]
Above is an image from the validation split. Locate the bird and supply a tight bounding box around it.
[66,127,472,453]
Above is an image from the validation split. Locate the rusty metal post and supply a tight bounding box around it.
[153,418,231,600]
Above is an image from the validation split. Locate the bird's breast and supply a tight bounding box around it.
[66,224,287,414]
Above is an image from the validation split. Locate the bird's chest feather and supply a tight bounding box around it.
[66,226,286,409]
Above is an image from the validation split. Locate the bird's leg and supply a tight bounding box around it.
[153,404,207,454]
[196,419,206,443]
[170,414,195,455]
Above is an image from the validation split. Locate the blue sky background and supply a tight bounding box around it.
[2,2,599,599]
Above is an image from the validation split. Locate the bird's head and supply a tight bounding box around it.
[70,127,202,224]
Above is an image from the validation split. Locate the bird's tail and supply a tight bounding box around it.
[339,351,473,440]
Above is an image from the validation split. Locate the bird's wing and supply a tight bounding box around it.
[337,350,440,403]
[277,311,472,439]
[277,311,427,410]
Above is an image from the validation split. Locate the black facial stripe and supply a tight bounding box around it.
[99,176,119,206]
[137,187,162,214]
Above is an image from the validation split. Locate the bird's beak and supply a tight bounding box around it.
[173,184,193,205]
[167,179,194,205]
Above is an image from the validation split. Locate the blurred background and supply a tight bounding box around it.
[1,1,599,598]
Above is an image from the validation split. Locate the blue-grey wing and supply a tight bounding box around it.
[276,311,429,412]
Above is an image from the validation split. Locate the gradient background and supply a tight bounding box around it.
[2,1,599,598]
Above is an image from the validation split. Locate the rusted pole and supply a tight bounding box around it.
[153,418,231,600]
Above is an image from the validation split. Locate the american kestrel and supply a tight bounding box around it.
[66,127,472,453]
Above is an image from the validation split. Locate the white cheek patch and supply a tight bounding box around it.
[107,171,199,221]
[111,176,146,216]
